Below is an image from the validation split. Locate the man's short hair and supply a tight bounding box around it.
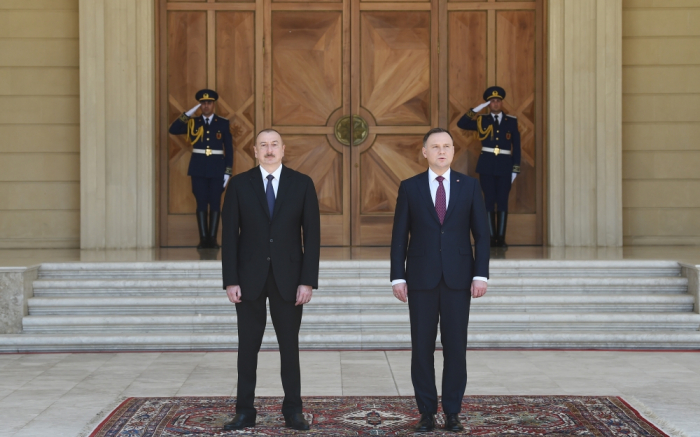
[256,128,282,143]
[423,127,453,147]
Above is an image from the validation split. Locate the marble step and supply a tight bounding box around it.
[21,312,700,334]
[2,331,700,353]
[36,260,682,280]
[7,259,694,352]
[31,277,689,296]
[26,294,695,315]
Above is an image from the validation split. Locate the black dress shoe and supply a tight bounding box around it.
[284,413,310,430]
[444,413,465,432]
[223,413,256,430]
[414,413,435,432]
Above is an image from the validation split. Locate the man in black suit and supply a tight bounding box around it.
[221,129,320,431]
[390,128,490,433]
[169,89,234,249]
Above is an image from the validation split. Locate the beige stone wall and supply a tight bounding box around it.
[622,0,700,245]
[0,0,80,248]
[1,0,697,249]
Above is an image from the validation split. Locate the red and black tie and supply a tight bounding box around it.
[435,175,446,225]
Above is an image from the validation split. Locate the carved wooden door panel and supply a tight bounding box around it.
[159,1,262,247]
[350,0,439,245]
[442,0,544,245]
[265,2,351,246]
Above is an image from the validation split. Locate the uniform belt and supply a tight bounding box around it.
[482,147,511,156]
[192,148,224,156]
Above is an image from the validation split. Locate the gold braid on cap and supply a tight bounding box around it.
[187,118,204,146]
[475,116,494,141]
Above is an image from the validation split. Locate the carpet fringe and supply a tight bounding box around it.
[78,396,129,437]
[622,396,689,437]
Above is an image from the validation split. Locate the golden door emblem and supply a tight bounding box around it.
[334,115,369,146]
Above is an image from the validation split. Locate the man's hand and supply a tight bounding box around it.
[296,285,313,306]
[511,172,517,183]
[473,101,490,113]
[471,280,487,298]
[392,282,408,303]
[226,285,242,303]
[185,103,201,117]
[223,174,230,188]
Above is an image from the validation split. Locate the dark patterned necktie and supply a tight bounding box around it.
[435,175,446,225]
[266,174,275,218]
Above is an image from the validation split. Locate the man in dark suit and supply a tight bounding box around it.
[221,129,320,431]
[390,127,490,433]
[457,86,521,247]
[169,89,233,249]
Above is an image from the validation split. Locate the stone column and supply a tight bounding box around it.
[548,0,623,246]
[681,264,700,315]
[0,267,39,334]
[79,0,155,249]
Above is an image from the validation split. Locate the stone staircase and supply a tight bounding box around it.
[0,260,699,352]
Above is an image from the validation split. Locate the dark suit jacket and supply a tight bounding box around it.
[390,170,490,291]
[457,113,521,176]
[169,113,234,178]
[221,165,321,302]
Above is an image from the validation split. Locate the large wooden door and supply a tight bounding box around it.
[157,0,544,247]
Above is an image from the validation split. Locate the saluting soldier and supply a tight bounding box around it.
[169,89,233,249]
[457,86,521,248]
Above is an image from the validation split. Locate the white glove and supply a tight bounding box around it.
[473,101,491,113]
[185,103,201,117]
[223,174,230,188]
[511,173,517,183]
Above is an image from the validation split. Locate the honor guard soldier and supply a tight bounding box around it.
[169,89,233,249]
[457,86,521,247]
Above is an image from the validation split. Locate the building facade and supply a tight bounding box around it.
[0,0,698,249]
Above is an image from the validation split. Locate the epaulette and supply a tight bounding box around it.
[216,116,229,122]
[506,114,517,119]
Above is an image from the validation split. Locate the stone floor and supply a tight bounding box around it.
[0,350,698,436]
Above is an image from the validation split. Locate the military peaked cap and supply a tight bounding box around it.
[483,86,506,101]
[196,89,218,102]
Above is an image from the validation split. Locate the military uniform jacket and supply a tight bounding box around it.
[457,111,521,176]
[169,113,234,178]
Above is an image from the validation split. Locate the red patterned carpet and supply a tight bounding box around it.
[89,396,669,436]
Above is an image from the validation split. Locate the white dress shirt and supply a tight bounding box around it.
[203,114,214,125]
[492,112,502,124]
[392,168,488,287]
[259,164,282,198]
